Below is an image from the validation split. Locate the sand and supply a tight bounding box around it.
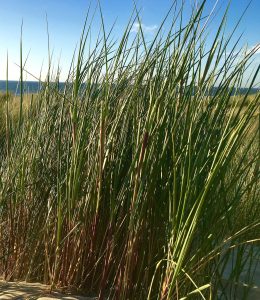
[0,281,96,300]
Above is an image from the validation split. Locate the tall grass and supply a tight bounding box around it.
[0,1,259,299]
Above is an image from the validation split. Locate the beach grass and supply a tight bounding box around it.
[0,1,259,299]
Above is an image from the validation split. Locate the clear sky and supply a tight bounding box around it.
[0,0,259,84]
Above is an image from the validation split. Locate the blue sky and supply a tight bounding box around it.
[0,0,259,84]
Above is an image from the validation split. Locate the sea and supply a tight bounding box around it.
[0,80,69,95]
[0,80,42,94]
[0,80,259,95]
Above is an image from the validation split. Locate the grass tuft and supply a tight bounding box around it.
[0,1,259,299]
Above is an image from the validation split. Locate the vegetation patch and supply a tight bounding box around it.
[0,1,259,299]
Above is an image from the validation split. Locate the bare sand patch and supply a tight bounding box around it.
[0,281,96,300]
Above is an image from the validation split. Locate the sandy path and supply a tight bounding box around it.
[0,281,96,300]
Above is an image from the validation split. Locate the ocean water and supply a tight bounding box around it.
[0,80,42,94]
[0,80,259,95]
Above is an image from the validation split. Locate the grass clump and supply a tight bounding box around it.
[0,1,259,299]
